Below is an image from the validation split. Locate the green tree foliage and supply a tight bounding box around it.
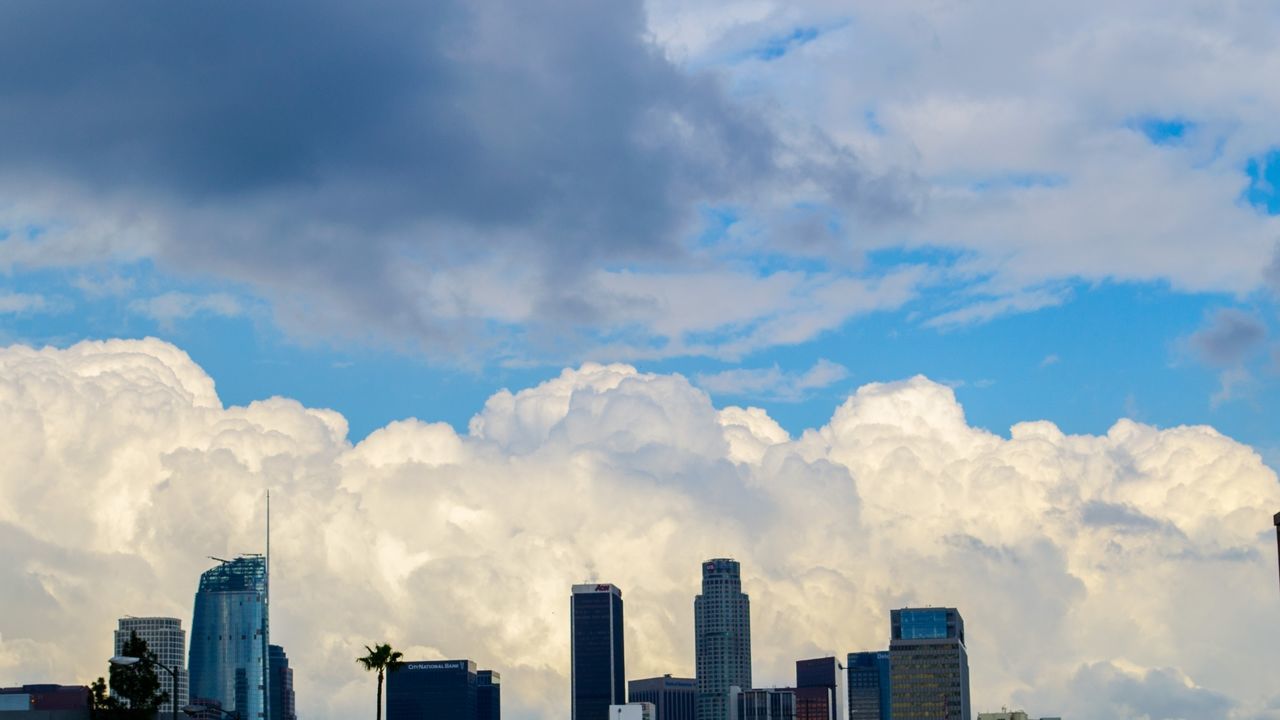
[110,631,170,711]
[356,643,403,720]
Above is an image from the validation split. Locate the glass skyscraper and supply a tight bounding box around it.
[188,555,269,720]
[629,675,696,720]
[388,660,480,720]
[888,608,969,720]
[847,651,890,720]
[268,644,296,720]
[694,558,751,720]
[113,617,188,715]
[571,583,625,720]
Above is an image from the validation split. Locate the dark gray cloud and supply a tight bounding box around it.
[1065,662,1235,720]
[0,0,904,356]
[1188,308,1268,367]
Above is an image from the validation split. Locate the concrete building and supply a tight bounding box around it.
[888,608,970,720]
[629,676,695,720]
[794,658,844,720]
[113,616,188,715]
[846,651,890,720]
[695,559,752,720]
[0,684,90,719]
[976,710,1059,720]
[736,688,796,720]
[572,584,626,720]
[610,702,657,720]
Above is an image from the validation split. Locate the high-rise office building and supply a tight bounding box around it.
[113,617,188,715]
[847,651,890,720]
[572,583,626,720]
[268,645,296,720]
[629,675,696,720]
[188,555,269,720]
[695,559,751,720]
[795,658,845,720]
[888,608,970,720]
[477,670,501,720]
[737,688,796,720]
[387,660,480,720]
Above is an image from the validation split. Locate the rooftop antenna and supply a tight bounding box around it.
[208,556,230,564]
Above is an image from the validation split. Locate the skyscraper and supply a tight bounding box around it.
[477,670,500,720]
[846,651,890,720]
[571,584,625,720]
[113,617,188,715]
[694,558,751,720]
[737,688,796,720]
[888,608,970,720]
[387,660,481,720]
[629,675,696,720]
[268,645,296,720]
[188,555,269,720]
[795,658,845,720]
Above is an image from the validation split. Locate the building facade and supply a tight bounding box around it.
[572,583,626,720]
[188,555,270,720]
[847,651,890,720]
[794,658,844,720]
[610,702,657,720]
[629,675,696,720]
[268,644,296,720]
[387,660,478,720]
[477,670,501,720]
[113,616,188,715]
[695,559,752,720]
[736,688,796,720]
[888,608,970,720]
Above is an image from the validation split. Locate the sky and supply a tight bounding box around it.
[1,1,1279,719]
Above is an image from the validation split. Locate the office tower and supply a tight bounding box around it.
[572,583,626,720]
[387,660,481,720]
[846,651,890,720]
[629,676,696,720]
[737,688,796,720]
[695,559,752,720]
[795,658,845,720]
[477,670,501,720]
[189,555,269,720]
[268,645,297,720]
[610,702,657,720]
[888,608,970,720]
[113,617,189,715]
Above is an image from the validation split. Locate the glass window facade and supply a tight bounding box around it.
[629,676,696,720]
[387,660,477,720]
[188,556,269,720]
[114,616,188,715]
[477,670,500,720]
[571,584,625,720]
[695,559,751,720]
[268,644,296,720]
[888,608,969,720]
[846,651,890,720]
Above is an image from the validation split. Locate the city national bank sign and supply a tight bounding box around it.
[405,662,465,671]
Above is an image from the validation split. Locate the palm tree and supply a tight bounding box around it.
[357,643,403,720]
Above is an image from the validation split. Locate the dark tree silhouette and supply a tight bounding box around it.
[356,643,403,720]
[110,631,170,711]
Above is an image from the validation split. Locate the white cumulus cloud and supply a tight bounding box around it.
[0,339,1277,719]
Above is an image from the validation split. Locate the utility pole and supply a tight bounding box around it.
[1274,511,1279,595]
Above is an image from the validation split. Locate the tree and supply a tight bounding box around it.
[89,676,119,711]
[110,631,170,711]
[356,643,403,720]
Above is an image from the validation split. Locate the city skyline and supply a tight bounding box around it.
[2,1,1280,718]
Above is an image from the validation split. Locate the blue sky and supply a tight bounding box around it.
[4,3,1280,719]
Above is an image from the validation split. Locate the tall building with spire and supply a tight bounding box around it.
[694,558,751,720]
[188,555,269,720]
[113,617,189,714]
[571,583,625,720]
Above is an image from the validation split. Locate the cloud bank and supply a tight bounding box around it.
[0,339,1277,719]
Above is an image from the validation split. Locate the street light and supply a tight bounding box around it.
[110,655,178,720]
[182,703,241,720]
